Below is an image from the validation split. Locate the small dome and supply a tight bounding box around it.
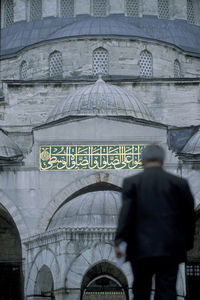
[48,191,121,230]
[182,129,200,155]
[0,129,23,161]
[47,77,154,123]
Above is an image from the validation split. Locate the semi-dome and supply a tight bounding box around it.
[0,129,23,161]
[47,77,155,123]
[47,191,121,230]
[182,129,200,155]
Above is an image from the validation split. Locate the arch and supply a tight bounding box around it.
[49,50,63,79]
[126,0,139,17]
[81,261,129,300]
[187,0,196,24]
[3,0,14,27]
[30,0,42,21]
[20,60,28,80]
[0,203,24,299]
[93,47,109,75]
[0,190,29,239]
[66,243,133,291]
[158,0,170,19]
[92,0,108,17]
[38,173,123,232]
[174,59,182,78]
[34,265,55,299]
[60,0,74,17]
[26,248,60,295]
[140,50,153,78]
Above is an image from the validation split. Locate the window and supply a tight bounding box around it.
[187,264,200,276]
[20,61,28,80]
[126,0,139,17]
[93,47,109,75]
[158,0,169,19]
[30,0,42,21]
[140,50,153,78]
[4,0,14,27]
[187,0,195,24]
[60,0,74,17]
[174,59,182,78]
[93,0,107,17]
[49,51,63,79]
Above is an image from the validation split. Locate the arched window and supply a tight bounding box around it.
[49,51,63,79]
[93,47,109,75]
[126,0,139,17]
[4,0,14,27]
[93,0,107,17]
[30,0,42,21]
[158,0,169,19]
[140,50,153,78]
[60,0,74,17]
[187,0,195,24]
[20,61,28,80]
[174,59,182,78]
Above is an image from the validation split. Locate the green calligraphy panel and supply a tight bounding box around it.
[40,145,145,171]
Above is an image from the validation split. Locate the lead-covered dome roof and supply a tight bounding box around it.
[1,15,200,58]
[47,77,155,123]
[47,191,121,230]
[0,129,23,161]
[182,129,200,155]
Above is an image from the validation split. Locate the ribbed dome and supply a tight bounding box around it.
[47,77,154,123]
[48,191,121,230]
[182,129,200,155]
[0,129,23,160]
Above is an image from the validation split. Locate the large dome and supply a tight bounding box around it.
[182,129,200,155]
[47,77,155,123]
[47,191,121,230]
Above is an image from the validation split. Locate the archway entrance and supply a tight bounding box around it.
[81,262,129,300]
[0,204,23,300]
[34,265,55,300]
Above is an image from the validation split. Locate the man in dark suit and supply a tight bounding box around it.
[115,145,195,300]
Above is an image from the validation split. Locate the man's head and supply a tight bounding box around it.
[141,144,165,168]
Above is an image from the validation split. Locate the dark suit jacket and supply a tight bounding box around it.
[115,166,195,262]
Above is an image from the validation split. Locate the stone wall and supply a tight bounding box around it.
[0,39,200,80]
[1,0,200,26]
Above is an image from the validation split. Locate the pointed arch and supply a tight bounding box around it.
[174,59,182,78]
[49,50,63,79]
[140,50,153,78]
[93,47,109,75]
[34,265,55,298]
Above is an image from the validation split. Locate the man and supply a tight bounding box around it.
[115,145,195,300]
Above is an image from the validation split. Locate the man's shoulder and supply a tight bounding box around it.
[123,172,143,186]
[163,170,188,186]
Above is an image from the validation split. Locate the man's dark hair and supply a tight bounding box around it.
[141,144,165,163]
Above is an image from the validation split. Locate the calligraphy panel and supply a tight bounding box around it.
[40,145,145,171]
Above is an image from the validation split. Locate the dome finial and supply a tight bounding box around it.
[96,65,105,84]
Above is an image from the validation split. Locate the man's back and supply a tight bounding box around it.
[116,166,195,262]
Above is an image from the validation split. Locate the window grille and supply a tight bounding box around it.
[49,51,63,79]
[126,0,139,17]
[140,50,153,78]
[4,0,14,27]
[20,61,28,80]
[187,264,200,277]
[93,0,107,17]
[158,0,169,19]
[30,0,42,21]
[174,59,182,78]
[60,0,74,17]
[187,0,195,24]
[93,48,109,75]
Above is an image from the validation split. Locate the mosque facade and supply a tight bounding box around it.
[0,1,200,299]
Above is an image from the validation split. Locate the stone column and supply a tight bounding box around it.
[109,0,125,14]
[75,0,91,15]
[43,0,58,18]
[14,0,26,22]
[172,0,187,20]
[142,0,158,16]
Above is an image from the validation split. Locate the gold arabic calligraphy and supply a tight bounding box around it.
[40,145,145,171]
